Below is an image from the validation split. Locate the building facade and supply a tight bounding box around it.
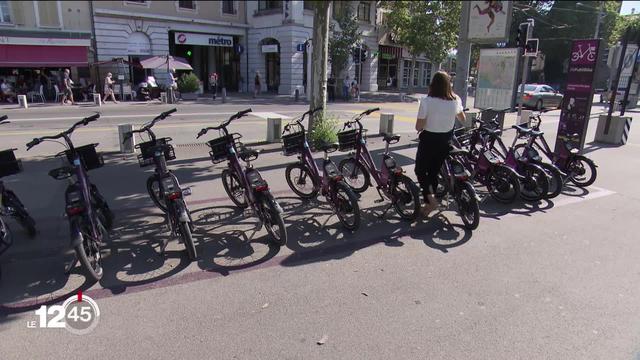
[0,0,93,99]
[92,0,249,91]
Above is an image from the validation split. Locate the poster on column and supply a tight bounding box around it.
[555,39,600,154]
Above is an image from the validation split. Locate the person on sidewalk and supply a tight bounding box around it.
[61,69,75,105]
[103,72,118,104]
[327,75,336,102]
[254,71,262,98]
[209,72,219,100]
[414,71,465,218]
[343,76,350,101]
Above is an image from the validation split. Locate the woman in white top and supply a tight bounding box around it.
[414,71,465,217]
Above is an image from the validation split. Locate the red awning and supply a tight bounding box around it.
[0,45,88,67]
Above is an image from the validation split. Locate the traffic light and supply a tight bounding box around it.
[516,23,528,48]
[186,50,192,57]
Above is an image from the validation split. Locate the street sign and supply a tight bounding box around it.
[524,38,539,57]
[296,43,305,52]
[235,44,244,55]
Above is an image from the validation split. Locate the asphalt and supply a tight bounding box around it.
[0,98,638,359]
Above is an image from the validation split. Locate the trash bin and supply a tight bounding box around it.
[595,115,632,145]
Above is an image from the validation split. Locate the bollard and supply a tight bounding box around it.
[595,115,632,145]
[518,110,532,126]
[294,88,299,102]
[160,92,167,103]
[266,117,282,143]
[222,87,227,103]
[17,95,28,109]
[379,113,394,135]
[93,93,102,106]
[399,93,406,102]
[118,124,136,154]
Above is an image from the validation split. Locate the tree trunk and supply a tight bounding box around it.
[309,1,331,129]
[408,56,416,94]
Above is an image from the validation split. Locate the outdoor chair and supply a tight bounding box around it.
[54,85,64,102]
[27,85,45,104]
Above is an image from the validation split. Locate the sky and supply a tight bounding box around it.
[621,1,640,15]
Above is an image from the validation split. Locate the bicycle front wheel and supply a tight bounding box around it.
[566,155,597,187]
[392,174,421,221]
[285,163,319,199]
[538,162,563,199]
[487,165,520,204]
[260,191,287,246]
[457,181,480,230]
[333,181,361,231]
[338,158,370,193]
[520,163,549,201]
[222,169,248,208]
[147,175,167,212]
[74,218,106,281]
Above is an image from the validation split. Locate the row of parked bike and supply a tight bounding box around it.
[0,107,597,281]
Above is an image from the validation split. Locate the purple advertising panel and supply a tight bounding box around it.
[555,39,601,154]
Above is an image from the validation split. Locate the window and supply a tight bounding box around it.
[258,0,281,11]
[222,0,235,14]
[421,62,432,88]
[413,62,420,87]
[178,0,195,10]
[357,1,370,22]
[0,1,11,23]
[402,60,410,88]
[35,1,61,28]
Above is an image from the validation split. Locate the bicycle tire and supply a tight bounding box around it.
[392,174,421,221]
[338,158,371,193]
[146,175,167,212]
[260,191,287,246]
[285,163,319,199]
[538,162,563,199]
[487,165,521,204]
[458,181,480,230]
[333,181,361,231]
[566,155,597,187]
[222,169,248,208]
[519,163,549,201]
[74,218,105,281]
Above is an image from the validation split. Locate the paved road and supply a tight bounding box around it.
[0,99,639,359]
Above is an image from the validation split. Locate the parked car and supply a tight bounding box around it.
[517,84,563,110]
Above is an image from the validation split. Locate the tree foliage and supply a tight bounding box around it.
[329,7,362,78]
[381,1,461,64]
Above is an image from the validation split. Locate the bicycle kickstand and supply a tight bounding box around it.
[374,187,393,219]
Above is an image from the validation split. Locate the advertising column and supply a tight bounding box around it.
[555,39,601,154]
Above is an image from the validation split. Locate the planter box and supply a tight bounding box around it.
[181,92,198,101]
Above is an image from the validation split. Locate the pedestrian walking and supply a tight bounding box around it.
[209,72,219,100]
[167,68,178,103]
[254,71,262,98]
[414,71,465,217]
[343,76,350,101]
[103,72,118,104]
[61,69,75,105]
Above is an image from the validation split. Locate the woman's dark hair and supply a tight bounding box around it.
[428,71,455,101]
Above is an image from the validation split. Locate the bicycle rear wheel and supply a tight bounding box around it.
[519,163,549,201]
[566,155,597,187]
[260,191,287,246]
[222,169,248,208]
[457,181,480,230]
[3,190,36,237]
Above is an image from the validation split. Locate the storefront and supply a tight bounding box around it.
[0,35,91,101]
[377,45,402,89]
[170,31,242,92]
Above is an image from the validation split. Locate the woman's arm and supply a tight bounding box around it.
[415,117,426,132]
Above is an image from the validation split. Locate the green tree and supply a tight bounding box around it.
[329,7,362,79]
[382,1,461,93]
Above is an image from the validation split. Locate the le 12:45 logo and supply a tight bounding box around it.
[27,291,100,335]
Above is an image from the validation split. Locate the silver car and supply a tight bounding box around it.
[517,84,563,110]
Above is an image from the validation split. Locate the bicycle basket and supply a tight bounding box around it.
[208,135,234,163]
[337,129,358,151]
[282,131,305,156]
[0,149,22,178]
[136,138,176,167]
[65,144,103,170]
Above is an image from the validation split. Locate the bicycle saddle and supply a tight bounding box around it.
[382,133,400,143]
[317,142,339,153]
[512,125,532,134]
[238,147,260,162]
[449,145,469,156]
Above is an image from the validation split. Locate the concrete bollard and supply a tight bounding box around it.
[118,124,136,154]
[294,88,300,102]
[160,92,167,103]
[266,117,282,143]
[93,93,102,106]
[595,115,632,145]
[222,87,227,103]
[379,113,394,135]
[17,95,28,109]
[518,110,532,126]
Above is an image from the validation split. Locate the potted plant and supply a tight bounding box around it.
[178,72,200,100]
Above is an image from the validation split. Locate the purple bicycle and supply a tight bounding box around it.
[197,109,287,246]
[123,109,197,260]
[282,107,361,231]
[26,114,113,281]
[336,108,421,220]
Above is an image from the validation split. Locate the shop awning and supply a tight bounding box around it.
[0,45,88,67]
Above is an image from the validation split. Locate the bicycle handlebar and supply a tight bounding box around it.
[196,108,252,139]
[283,107,324,134]
[27,113,101,150]
[122,108,177,143]
[342,107,380,131]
